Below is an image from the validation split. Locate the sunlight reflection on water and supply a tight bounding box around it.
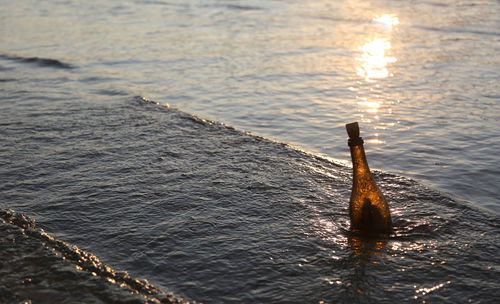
[353,13,400,145]
[355,13,398,82]
[356,38,396,81]
[373,14,400,27]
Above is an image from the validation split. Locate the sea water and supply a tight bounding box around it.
[0,0,499,303]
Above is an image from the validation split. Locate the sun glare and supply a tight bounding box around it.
[356,38,396,81]
[351,12,400,137]
[372,14,399,27]
[357,98,381,113]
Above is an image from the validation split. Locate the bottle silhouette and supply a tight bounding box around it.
[346,122,392,234]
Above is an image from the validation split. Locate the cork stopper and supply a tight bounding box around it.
[346,122,360,139]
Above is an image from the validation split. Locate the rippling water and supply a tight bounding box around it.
[2,0,499,211]
[1,0,499,303]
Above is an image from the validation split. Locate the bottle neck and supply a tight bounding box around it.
[349,138,371,179]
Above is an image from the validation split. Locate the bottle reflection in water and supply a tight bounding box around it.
[346,122,392,234]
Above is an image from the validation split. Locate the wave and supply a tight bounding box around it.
[1,95,499,303]
[0,54,74,69]
[414,25,500,37]
[0,209,191,303]
[225,4,263,11]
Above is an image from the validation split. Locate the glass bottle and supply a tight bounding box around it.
[346,122,392,234]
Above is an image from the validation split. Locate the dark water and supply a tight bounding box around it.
[0,210,181,303]
[1,0,500,303]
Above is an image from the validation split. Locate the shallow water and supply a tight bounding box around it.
[1,0,500,303]
[1,95,499,303]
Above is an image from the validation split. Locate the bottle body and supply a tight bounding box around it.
[347,122,392,234]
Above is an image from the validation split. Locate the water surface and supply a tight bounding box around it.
[1,0,499,303]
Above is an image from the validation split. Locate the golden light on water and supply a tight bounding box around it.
[372,14,399,27]
[356,38,396,81]
[366,137,385,145]
[352,13,400,143]
[414,281,452,300]
[357,98,381,113]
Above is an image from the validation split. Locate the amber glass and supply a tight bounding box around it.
[346,122,392,234]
